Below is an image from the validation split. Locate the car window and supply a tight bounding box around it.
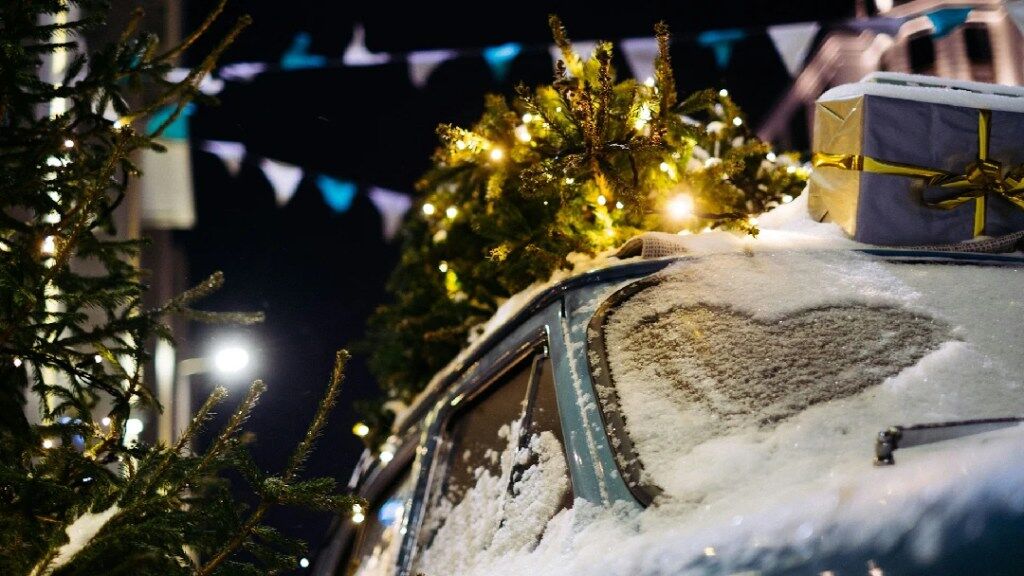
[414,350,571,575]
[346,468,414,576]
[588,251,1024,512]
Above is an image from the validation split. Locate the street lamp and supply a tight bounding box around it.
[169,341,253,443]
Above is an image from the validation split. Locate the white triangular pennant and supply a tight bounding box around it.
[367,187,412,241]
[548,41,597,73]
[767,22,820,78]
[259,158,304,206]
[201,140,246,177]
[343,24,391,66]
[408,49,456,89]
[1008,1,1024,37]
[619,37,659,83]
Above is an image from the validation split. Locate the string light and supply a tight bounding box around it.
[522,113,533,123]
[786,166,797,174]
[564,177,574,185]
[44,211,61,224]
[596,195,607,206]
[781,194,794,204]
[379,450,394,464]
[644,76,655,87]
[704,547,717,557]
[615,201,624,210]
[352,503,365,524]
[422,202,436,216]
[101,417,111,427]
[438,261,449,273]
[63,139,74,148]
[299,558,310,569]
[94,354,103,364]
[514,125,531,143]
[41,236,56,255]
[42,439,54,449]
[732,117,743,127]
[659,162,670,172]
[666,194,694,219]
[766,151,777,162]
[455,140,466,150]
[634,104,652,130]
[445,206,458,219]
[352,422,370,437]
[748,216,759,226]
[719,89,729,97]
[46,156,63,167]
[13,358,22,368]
[489,147,504,162]
[112,118,125,129]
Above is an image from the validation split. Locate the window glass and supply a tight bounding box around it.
[415,351,571,575]
[346,469,414,576]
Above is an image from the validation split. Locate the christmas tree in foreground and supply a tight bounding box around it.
[362,16,808,444]
[0,2,356,574]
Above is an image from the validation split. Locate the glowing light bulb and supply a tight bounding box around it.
[126,418,144,436]
[781,194,794,204]
[766,151,777,162]
[422,202,436,216]
[564,177,575,185]
[555,106,562,113]
[634,104,652,130]
[113,118,125,130]
[719,89,729,97]
[604,227,615,237]
[659,162,671,172]
[748,216,759,226]
[597,195,607,206]
[94,354,103,364]
[299,558,310,569]
[42,439,54,449]
[704,547,716,557]
[455,140,466,150]
[41,236,56,255]
[515,125,531,142]
[732,117,743,127]
[667,194,694,220]
[445,206,458,219]
[438,261,448,273]
[644,76,655,87]
[13,358,22,368]
[44,211,60,224]
[522,113,534,123]
[46,156,62,167]
[352,511,365,524]
[615,201,624,210]
[379,450,394,464]
[101,417,112,426]
[489,147,504,162]
[352,422,370,437]
[63,139,74,148]
[786,166,797,174]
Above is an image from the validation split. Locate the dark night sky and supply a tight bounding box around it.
[177,0,855,569]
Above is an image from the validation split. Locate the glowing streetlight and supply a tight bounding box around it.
[213,345,250,374]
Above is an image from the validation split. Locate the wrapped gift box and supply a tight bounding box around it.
[808,72,1024,245]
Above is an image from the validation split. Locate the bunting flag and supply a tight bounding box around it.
[367,187,412,241]
[619,37,660,82]
[281,32,327,70]
[408,49,456,88]
[548,40,598,72]
[926,7,972,39]
[482,42,522,81]
[1010,1,1024,37]
[767,22,820,78]
[139,105,196,229]
[343,24,391,66]
[843,15,908,37]
[696,28,747,70]
[317,174,358,213]
[259,158,304,206]
[202,140,246,177]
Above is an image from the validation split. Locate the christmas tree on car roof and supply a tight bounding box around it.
[361,15,808,446]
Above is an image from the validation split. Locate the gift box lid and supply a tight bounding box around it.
[819,72,1024,113]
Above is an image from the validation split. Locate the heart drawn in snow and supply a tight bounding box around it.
[614,304,951,425]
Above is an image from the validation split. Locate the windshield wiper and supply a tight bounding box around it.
[875,417,1024,465]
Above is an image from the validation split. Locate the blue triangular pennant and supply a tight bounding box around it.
[927,7,971,39]
[282,32,327,70]
[696,29,746,70]
[317,175,357,213]
[483,42,522,82]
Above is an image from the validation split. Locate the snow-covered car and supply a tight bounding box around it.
[313,201,1024,576]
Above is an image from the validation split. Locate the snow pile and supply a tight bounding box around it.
[413,420,570,576]
[46,504,120,573]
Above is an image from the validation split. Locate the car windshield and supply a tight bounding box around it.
[589,250,1024,512]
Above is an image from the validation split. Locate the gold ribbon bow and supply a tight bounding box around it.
[813,109,1024,237]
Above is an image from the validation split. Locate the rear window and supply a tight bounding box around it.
[588,251,1024,508]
